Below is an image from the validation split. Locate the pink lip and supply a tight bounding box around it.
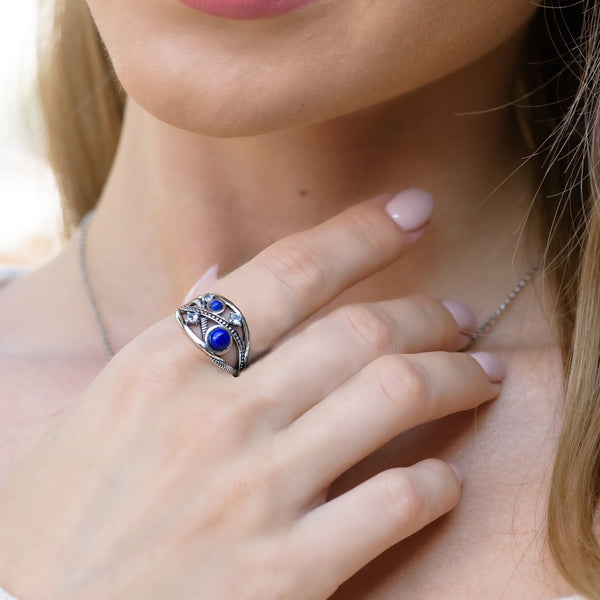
[176,0,321,19]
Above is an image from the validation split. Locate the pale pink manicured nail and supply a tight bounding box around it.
[470,352,506,383]
[447,462,464,485]
[183,263,219,304]
[385,189,434,232]
[441,300,476,334]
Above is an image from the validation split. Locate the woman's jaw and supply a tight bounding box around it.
[175,0,323,20]
[86,0,538,138]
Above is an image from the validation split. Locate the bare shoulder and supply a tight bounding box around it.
[0,255,100,414]
[0,256,106,485]
[0,351,105,485]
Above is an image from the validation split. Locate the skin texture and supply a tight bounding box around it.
[0,0,580,597]
[86,0,538,137]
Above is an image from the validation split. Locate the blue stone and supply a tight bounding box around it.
[209,299,224,312]
[208,328,231,352]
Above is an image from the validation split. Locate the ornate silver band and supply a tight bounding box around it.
[176,294,250,377]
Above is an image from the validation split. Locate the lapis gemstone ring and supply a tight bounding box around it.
[176,293,250,377]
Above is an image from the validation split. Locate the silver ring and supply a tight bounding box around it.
[176,294,250,377]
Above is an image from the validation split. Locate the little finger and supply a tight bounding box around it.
[290,459,461,599]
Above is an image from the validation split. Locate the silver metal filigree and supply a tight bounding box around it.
[176,294,250,377]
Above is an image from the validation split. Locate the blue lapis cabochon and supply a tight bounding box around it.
[209,299,225,312]
[207,327,232,353]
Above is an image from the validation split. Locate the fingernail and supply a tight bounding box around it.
[385,189,434,232]
[183,263,220,304]
[447,462,464,485]
[441,300,476,334]
[470,352,506,383]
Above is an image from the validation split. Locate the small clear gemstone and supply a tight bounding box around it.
[201,293,215,304]
[229,313,242,326]
[184,311,200,325]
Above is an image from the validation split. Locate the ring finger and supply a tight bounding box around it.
[275,350,503,501]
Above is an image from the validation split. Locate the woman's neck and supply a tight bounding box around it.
[87,33,543,351]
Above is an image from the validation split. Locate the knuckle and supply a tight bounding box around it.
[342,207,389,253]
[260,239,327,302]
[372,355,429,414]
[412,295,457,345]
[410,294,442,313]
[117,360,162,398]
[379,470,424,526]
[418,459,462,513]
[338,304,394,353]
[109,334,182,398]
[436,461,462,507]
[104,355,165,404]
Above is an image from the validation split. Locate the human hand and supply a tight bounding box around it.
[0,191,503,600]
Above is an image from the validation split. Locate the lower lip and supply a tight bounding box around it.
[176,0,320,19]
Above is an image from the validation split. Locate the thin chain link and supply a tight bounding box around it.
[468,254,542,343]
[77,210,541,360]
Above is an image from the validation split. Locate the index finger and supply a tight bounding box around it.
[135,189,434,372]
[208,189,434,357]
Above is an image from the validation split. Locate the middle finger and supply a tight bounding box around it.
[247,297,475,427]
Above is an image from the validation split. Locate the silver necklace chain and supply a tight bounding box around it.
[78,211,115,359]
[469,255,542,343]
[77,210,542,360]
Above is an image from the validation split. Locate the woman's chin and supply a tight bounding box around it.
[126,84,331,138]
[115,54,372,138]
[125,83,301,138]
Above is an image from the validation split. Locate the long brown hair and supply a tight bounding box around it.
[528,3,600,596]
[38,0,124,234]
[37,0,600,596]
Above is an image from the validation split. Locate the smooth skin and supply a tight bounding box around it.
[0,0,576,597]
[0,197,498,599]
[88,0,538,137]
